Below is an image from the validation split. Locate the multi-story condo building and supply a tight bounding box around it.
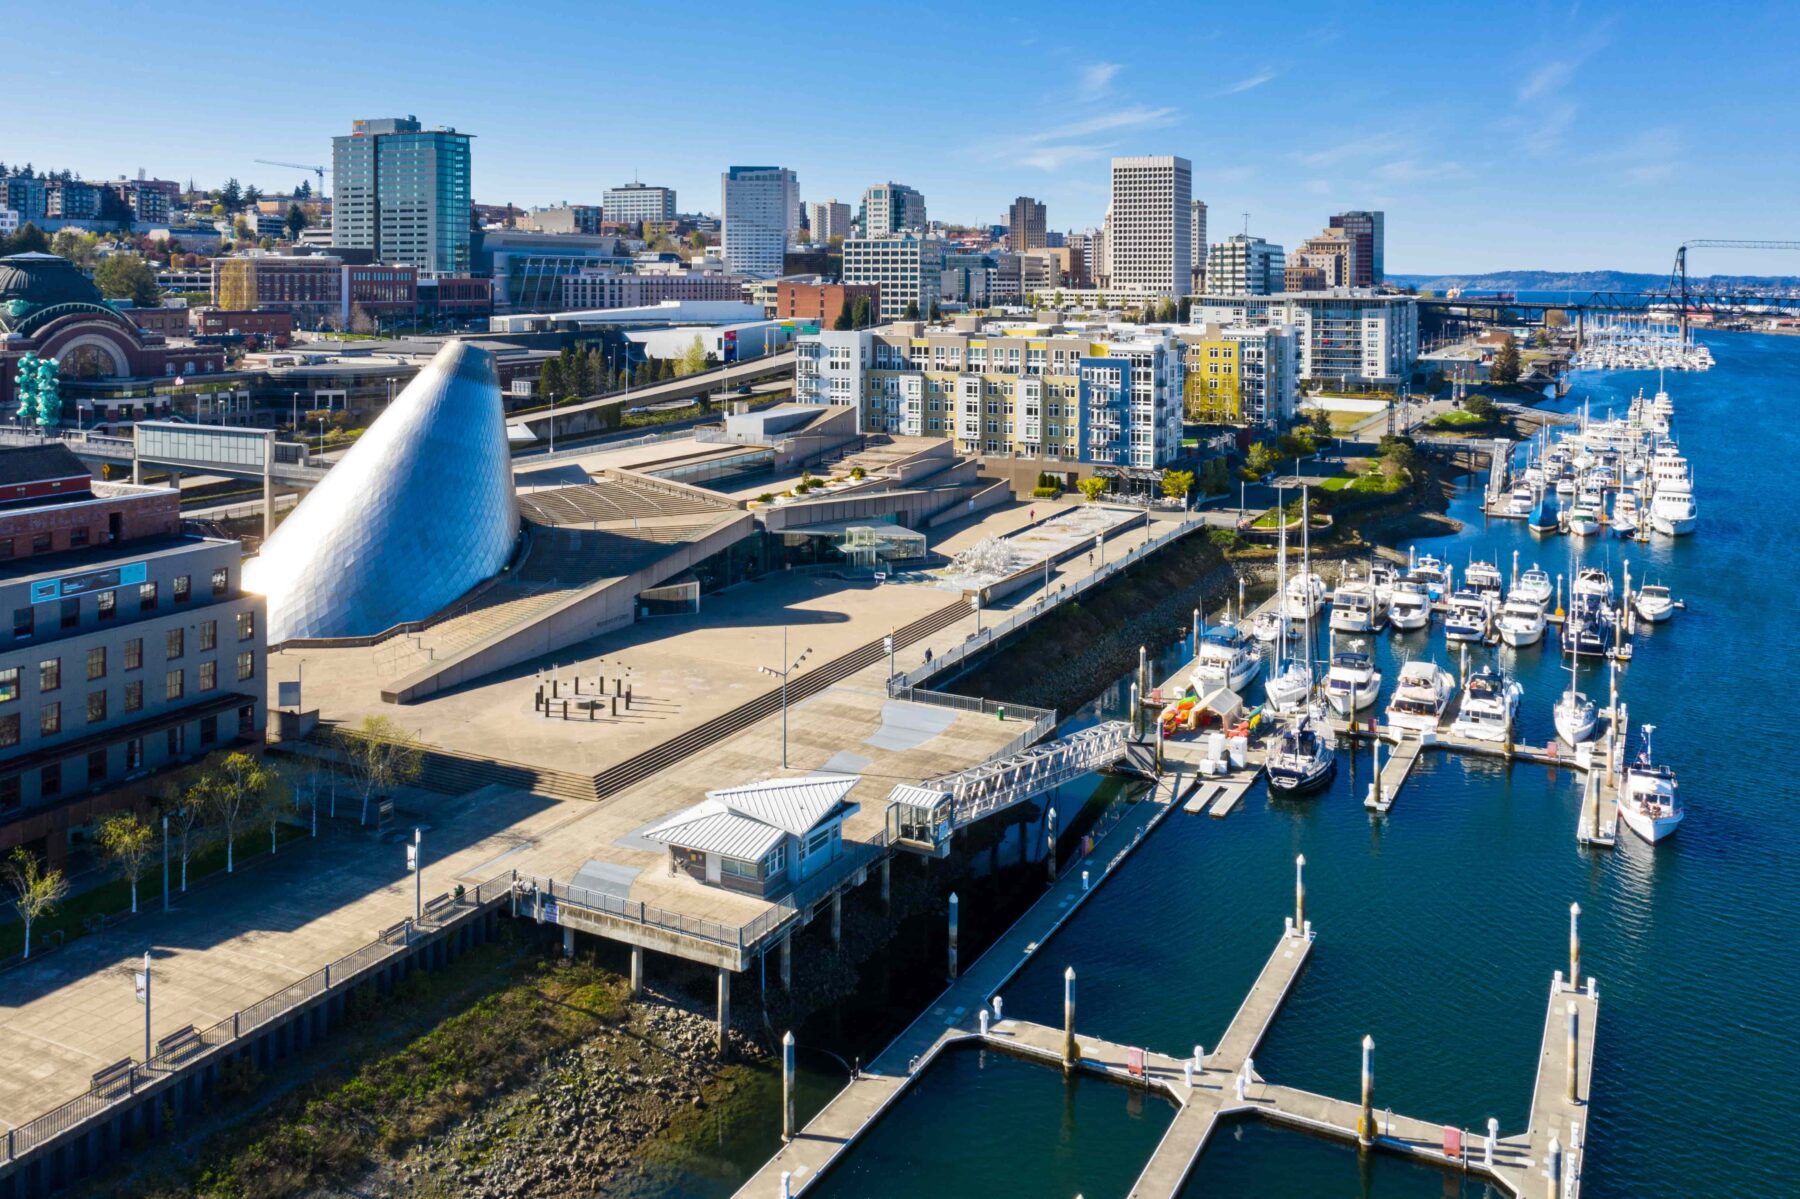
[331,115,473,275]
[1328,210,1384,286]
[1284,263,1328,292]
[1108,156,1191,297]
[1190,200,1208,293]
[1008,196,1048,251]
[806,200,853,245]
[842,234,944,320]
[1205,234,1286,296]
[794,320,1184,473]
[1295,232,1352,287]
[1175,323,1300,427]
[3,177,47,225]
[46,181,105,221]
[603,183,677,226]
[212,255,418,326]
[858,182,927,238]
[721,166,799,279]
[560,268,748,310]
[529,203,603,235]
[1194,292,1418,385]
[0,445,266,869]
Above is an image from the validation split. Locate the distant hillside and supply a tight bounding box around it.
[1391,270,1800,293]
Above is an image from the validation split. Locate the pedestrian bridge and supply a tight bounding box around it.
[885,720,1133,855]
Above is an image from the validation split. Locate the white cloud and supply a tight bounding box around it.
[1217,68,1277,96]
[1078,61,1121,100]
[1293,131,1408,169]
[1374,159,1469,184]
[1304,179,1332,196]
[1518,59,1575,103]
[998,104,1182,171]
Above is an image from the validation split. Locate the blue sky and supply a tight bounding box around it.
[8,1,1796,274]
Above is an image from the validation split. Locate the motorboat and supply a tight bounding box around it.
[1385,660,1457,732]
[1611,489,1641,539]
[1443,590,1494,643]
[1323,648,1381,715]
[1649,480,1697,536]
[1283,572,1327,619]
[1634,583,1676,623]
[1572,567,1615,605]
[1497,596,1548,647]
[1387,576,1432,631]
[1265,709,1336,795]
[1192,620,1262,693]
[1411,554,1453,601]
[1528,491,1561,535]
[1506,486,1535,517]
[1368,562,1398,608]
[1450,664,1522,743]
[1251,608,1295,644]
[1463,560,1504,600]
[1620,725,1684,843]
[1514,566,1553,608]
[1329,579,1387,633]
[1565,502,1602,538]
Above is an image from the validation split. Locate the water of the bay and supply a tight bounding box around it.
[809,330,1797,1197]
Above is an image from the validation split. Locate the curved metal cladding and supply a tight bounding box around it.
[246,340,519,643]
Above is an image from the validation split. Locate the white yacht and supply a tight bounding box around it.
[1497,596,1548,647]
[1385,660,1457,733]
[1514,566,1553,608]
[1251,608,1293,644]
[1565,502,1602,538]
[1192,621,1262,694]
[1620,725,1684,843]
[1451,665,1522,743]
[1443,590,1494,643]
[1506,486,1535,517]
[1650,480,1697,536]
[1283,572,1327,619]
[1323,648,1381,715]
[1611,489,1641,539]
[1329,579,1387,633]
[1463,560,1504,601]
[1411,554,1454,601]
[1265,709,1336,795]
[1387,576,1432,631]
[1634,583,1676,623]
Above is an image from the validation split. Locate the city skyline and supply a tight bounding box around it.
[3,2,1796,274]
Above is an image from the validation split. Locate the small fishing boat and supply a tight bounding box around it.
[1619,725,1684,843]
[1634,583,1676,623]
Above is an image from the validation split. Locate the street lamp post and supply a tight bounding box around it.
[759,628,813,769]
[407,828,422,923]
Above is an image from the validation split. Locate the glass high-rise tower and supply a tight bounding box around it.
[332,116,473,276]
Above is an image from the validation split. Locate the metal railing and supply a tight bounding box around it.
[3,871,515,1166]
[887,511,1207,695]
[924,720,1131,827]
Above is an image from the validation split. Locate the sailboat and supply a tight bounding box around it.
[1553,574,1597,746]
[1265,487,1314,714]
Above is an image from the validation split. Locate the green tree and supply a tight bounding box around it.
[50,228,101,268]
[8,223,48,254]
[1161,469,1196,503]
[1177,296,1193,323]
[1154,297,1178,323]
[220,177,242,211]
[164,784,208,893]
[1306,408,1333,438]
[201,753,276,872]
[676,334,708,377]
[851,295,874,328]
[1077,476,1108,503]
[243,184,263,207]
[1463,394,1500,422]
[1199,456,1231,496]
[3,848,68,960]
[1490,334,1521,385]
[340,716,423,826]
[928,300,942,320]
[284,203,310,240]
[903,300,921,320]
[832,304,853,330]
[539,356,565,401]
[1245,441,1280,477]
[93,254,162,307]
[96,811,155,914]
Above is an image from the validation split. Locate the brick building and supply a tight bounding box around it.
[775,282,880,330]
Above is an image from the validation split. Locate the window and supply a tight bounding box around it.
[86,748,107,784]
[0,666,16,704]
[13,607,31,639]
[86,690,106,723]
[40,702,60,736]
[173,574,191,603]
[139,582,158,611]
[125,679,143,713]
[39,763,60,798]
[32,532,51,553]
[167,628,184,660]
[69,527,89,548]
[86,647,106,681]
[0,538,11,559]
[238,704,256,735]
[200,620,217,652]
[125,638,142,670]
[211,568,230,598]
[165,669,184,701]
[805,826,833,857]
[238,611,255,641]
[762,844,786,876]
[720,857,760,880]
[126,737,143,769]
[166,724,185,757]
[60,598,79,629]
[39,658,59,692]
[236,651,255,682]
[0,713,17,748]
[199,714,217,746]
[0,775,17,812]
[199,660,216,692]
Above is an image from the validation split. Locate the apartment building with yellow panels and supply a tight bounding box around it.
[795,321,1184,471]
[1175,323,1300,428]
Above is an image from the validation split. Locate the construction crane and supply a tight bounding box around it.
[255,159,330,196]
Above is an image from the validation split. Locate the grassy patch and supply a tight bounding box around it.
[1319,475,1352,492]
[138,939,630,1199]
[2,823,308,961]
[1428,409,1486,428]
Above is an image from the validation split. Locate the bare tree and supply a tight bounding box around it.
[4,848,69,960]
[338,715,424,826]
[96,812,154,914]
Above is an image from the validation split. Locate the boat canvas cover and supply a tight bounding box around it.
[1192,685,1244,722]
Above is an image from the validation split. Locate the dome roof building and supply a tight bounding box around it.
[245,340,519,643]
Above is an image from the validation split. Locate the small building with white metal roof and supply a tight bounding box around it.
[644,774,860,897]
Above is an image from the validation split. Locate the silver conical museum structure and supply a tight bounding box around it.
[247,340,519,643]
